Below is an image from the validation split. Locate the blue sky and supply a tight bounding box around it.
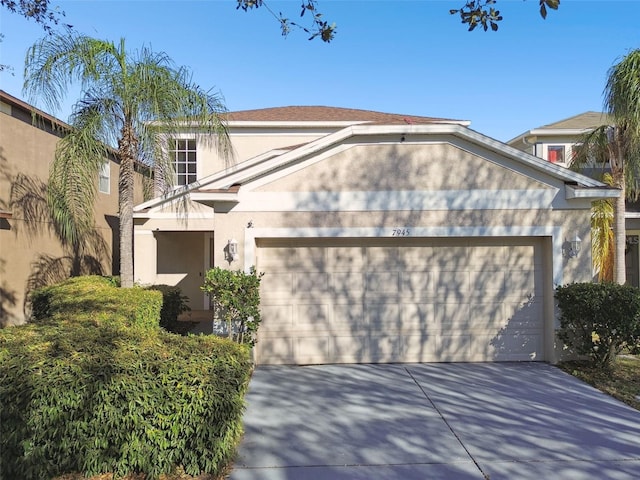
[1,0,640,141]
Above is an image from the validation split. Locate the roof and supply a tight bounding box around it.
[225,106,467,125]
[0,89,72,136]
[537,111,611,130]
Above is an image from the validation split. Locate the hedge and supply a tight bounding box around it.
[556,282,640,368]
[31,275,163,331]
[0,276,252,479]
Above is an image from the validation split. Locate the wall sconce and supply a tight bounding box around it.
[567,234,581,258]
[226,239,239,262]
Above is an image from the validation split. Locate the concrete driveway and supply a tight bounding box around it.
[230,363,640,480]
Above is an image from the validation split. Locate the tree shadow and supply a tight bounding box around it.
[8,173,110,320]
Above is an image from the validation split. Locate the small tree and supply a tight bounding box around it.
[202,267,263,345]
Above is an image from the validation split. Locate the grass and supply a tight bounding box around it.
[558,355,640,411]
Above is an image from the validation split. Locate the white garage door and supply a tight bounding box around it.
[255,237,545,365]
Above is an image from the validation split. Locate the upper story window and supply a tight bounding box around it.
[99,161,110,194]
[169,139,197,186]
[547,145,565,164]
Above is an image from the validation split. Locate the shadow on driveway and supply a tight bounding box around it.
[230,363,640,480]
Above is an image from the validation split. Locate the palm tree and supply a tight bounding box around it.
[591,173,615,282]
[572,50,640,284]
[23,31,231,287]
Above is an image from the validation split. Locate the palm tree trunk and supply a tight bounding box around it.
[614,178,626,284]
[118,122,137,288]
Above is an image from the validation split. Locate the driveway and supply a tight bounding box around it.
[230,363,640,480]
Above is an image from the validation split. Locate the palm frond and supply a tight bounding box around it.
[23,30,119,116]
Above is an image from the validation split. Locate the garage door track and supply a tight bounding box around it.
[230,363,640,480]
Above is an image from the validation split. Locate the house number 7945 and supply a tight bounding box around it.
[392,228,411,237]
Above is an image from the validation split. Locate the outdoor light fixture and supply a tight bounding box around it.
[568,234,582,258]
[226,239,239,262]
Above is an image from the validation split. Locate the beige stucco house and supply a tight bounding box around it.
[0,90,146,326]
[133,106,617,365]
[508,112,640,287]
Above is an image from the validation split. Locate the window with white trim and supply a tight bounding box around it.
[169,139,197,186]
[99,161,110,194]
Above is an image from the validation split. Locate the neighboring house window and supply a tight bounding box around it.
[99,161,110,194]
[170,139,197,186]
[547,145,565,164]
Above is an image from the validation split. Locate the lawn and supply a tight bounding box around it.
[558,355,640,411]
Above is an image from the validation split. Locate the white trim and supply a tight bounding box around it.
[626,212,640,219]
[244,225,564,287]
[135,123,615,212]
[566,185,620,200]
[134,229,155,235]
[234,189,559,212]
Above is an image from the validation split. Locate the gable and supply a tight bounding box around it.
[252,142,550,193]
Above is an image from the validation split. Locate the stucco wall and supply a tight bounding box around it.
[0,102,146,325]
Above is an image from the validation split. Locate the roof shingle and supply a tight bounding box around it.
[225,105,461,125]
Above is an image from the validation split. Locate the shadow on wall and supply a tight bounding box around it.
[253,142,550,364]
[7,173,109,323]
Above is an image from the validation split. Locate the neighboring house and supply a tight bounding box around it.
[508,112,640,287]
[133,106,617,365]
[0,90,147,326]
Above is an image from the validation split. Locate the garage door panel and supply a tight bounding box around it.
[260,304,294,331]
[366,303,401,333]
[505,300,544,327]
[505,269,540,296]
[438,335,473,361]
[366,272,400,294]
[256,238,545,364]
[296,303,330,329]
[470,269,506,296]
[332,272,364,296]
[370,336,403,362]
[296,336,331,364]
[261,272,294,295]
[332,335,368,362]
[401,272,434,296]
[295,272,330,293]
[401,303,436,331]
[435,271,470,298]
[402,334,441,362]
[398,246,436,269]
[469,246,505,267]
[332,303,365,328]
[328,246,364,270]
[258,336,294,364]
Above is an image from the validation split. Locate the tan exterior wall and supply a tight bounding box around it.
[0,98,146,326]
[198,130,335,178]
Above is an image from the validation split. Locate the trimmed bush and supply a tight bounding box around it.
[31,275,162,330]
[1,277,252,479]
[555,282,640,368]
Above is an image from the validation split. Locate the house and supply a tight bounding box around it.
[0,90,147,326]
[507,112,640,287]
[133,106,617,365]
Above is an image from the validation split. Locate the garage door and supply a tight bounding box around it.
[255,237,545,365]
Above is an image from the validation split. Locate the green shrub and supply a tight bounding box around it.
[555,282,640,368]
[1,277,252,479]
[201,267,263,345]
[30,275,162,330]
[147,284,193,334]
